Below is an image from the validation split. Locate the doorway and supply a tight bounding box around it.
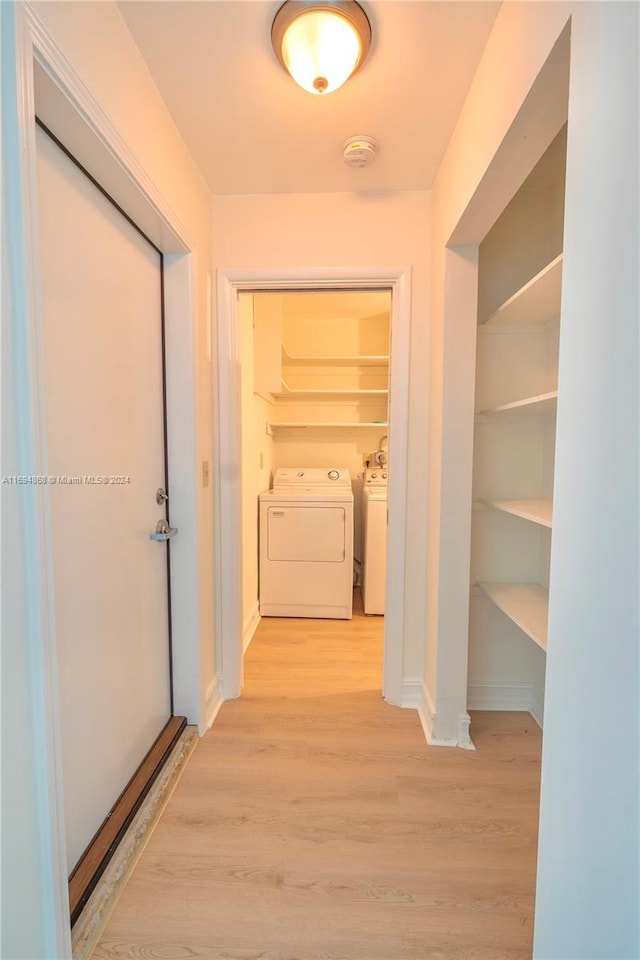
[4,36,205,948]
[215,269,412,705]
[35,121,183,922]
[240,288,391,668]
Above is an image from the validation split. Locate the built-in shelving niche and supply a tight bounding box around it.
[469,125,567,728]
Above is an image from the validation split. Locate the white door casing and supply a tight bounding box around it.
[36,125,172,871]
[215,268,411,706]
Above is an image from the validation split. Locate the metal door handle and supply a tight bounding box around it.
[149,519,178,541]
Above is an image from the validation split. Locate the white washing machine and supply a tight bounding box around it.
[259,467,354,620]
[362,467,388,615]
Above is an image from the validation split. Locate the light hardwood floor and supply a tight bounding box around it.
[92,594,542,960]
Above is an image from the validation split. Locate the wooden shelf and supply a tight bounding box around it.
[269,422,388,430]
[484,254,563,326]
[485,499,552,528]
[478,582,548,651]
[479,390,557,416]
[282,348,389,367]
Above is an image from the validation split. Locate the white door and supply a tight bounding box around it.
[36,126,172,872]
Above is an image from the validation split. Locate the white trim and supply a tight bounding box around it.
[204,678,224,732]
[416,684,436,745]
[400,679,422,709]
[530,682,545,730]
[417,684,475,750]
[243,602,261,655]
[215,267,411,707]
[467,680,536,712]
[457,712,474,751]
[28,14,194,253]
[467,681,545,729]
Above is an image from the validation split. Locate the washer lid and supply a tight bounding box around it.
[364,486,387,501]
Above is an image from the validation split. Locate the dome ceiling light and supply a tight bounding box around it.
[271,1,372,96]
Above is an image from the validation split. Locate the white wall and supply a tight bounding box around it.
[534,4,639,957]
[2,2,214,955]
[427,0,572,740]
[429,0,638,954]
[213,191,430,680]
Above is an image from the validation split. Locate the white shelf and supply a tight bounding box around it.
[478,582,549,652]
[278,380,388,399]
[282,347,389,367]
[485,499,552,528]
[479,390,557,416]
[484,254,563,326]
[269,422,388,430]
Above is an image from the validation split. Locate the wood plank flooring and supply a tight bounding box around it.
[92,595,542,960]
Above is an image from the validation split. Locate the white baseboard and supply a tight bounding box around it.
[416,683,475,750]
[467,680,535,712]
[204,677,224,732]
[467,680,545,729]
[400,679,422,708]
[530,682,545,729]
[243,602,261,654]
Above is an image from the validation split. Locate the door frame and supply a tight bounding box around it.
[215,267,411,705]
[5,6,202,951]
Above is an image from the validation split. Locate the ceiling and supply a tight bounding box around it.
[117,0,501,196]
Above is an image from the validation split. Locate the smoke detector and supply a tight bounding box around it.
[343,136,378,168]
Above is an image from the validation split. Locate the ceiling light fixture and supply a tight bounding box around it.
[271,1,372,96]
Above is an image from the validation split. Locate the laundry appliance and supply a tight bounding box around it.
[259,467,354,619]
[362,467,388,615]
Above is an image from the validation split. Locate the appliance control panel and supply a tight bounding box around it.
[272,467,352,490]
[364,468,388,486]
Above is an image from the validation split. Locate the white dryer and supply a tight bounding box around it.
[259,468,354,620]
[362,467,388,615]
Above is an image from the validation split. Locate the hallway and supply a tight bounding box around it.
[92,597,541,960]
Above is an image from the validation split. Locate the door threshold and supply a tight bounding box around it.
[69,716,188,925]
[71,722,197,959]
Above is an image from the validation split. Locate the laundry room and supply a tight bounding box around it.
[238,289,391,653]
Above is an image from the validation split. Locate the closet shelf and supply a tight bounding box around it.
[277,381,388,399]
[485,499,552,528]
[478,582,548,651]
[269,421,388,430]
[483,254,563,326]
[478,390,557,417]
[282,347,389,367]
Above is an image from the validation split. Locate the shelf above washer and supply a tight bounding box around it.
[269,422,388,431]
[282,347,389,367]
